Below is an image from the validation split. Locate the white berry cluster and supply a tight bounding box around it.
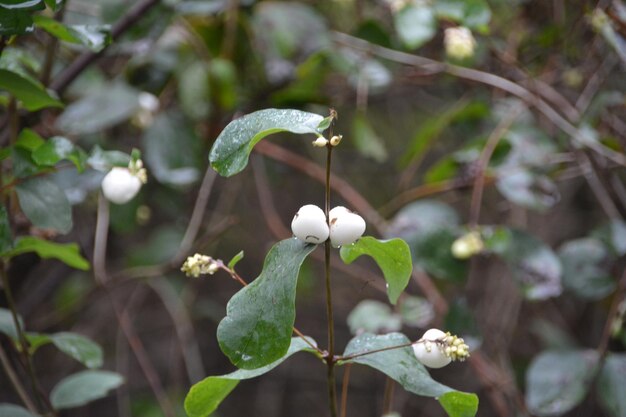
[290,205,365,247]
[412,328,470,369]
[181,253,219,278]
[101,159,148,204]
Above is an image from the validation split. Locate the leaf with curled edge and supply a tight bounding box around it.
[209,109,324,177]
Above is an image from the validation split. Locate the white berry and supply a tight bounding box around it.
[101,167,142,204]
[329,207,365,247]
[412,328,451,369]
[291,204,329,244]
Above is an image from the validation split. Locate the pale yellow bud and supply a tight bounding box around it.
[451,231,484,259]
[444,27,477,60]
[312,137,329,147]
[330,135,343,146]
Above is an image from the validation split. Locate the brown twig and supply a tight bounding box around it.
[597,268,626,359]
[0,263,54,414]
[336,341,414,362]
[50,0,162,95]
[93,194,176,417]
[254,141,387,233]
[252,157,291,239]
[379,179,470,218]
[469,106,524,227]
[332,31,626,168]
[0,344,39,414]
[339,363,352,417]
[174,167,218,265]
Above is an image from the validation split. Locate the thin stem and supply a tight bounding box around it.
[382,377,395,415]
[469,106,524,227]
[336,341,414,362]
[174,167,218,265]
[0,264,53,414]
[340,363,352,417]
[324,144,338,417]
[0,344,38,414]
[597,268,626,359]
[93,195,177,417]
[50,0,161,95]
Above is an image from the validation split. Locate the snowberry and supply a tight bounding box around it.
[101,167,143,204]
[412,328,452,369]
[291,204,329,244]
[329,206,365,247]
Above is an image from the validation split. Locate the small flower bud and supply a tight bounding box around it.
[329,135,343,146]
[312,137,329,147]
[291,204,329,244]
[181,253,219,278]
[444,27,477,60]
[451,231,484,259]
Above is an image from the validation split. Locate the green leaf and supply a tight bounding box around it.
[352,113,388,163]
[50,370,124,410]
[33,16,110,52]
[340,236,412,304]
[399,100,470,168]
[177,61,211,121]
[217,238,316,369]
[227,250,244,270]
[558,238,615,300]
[394,5,436,50]
[385,201,466,282]
[598,353,626,417]
[0,307,23,340]
[483,227,562,300]
[16,128,45,151]
[525,350,598,416]
[2,236,90,270]
[143,112,203,186]
[399,295,434,328]
[412,229,467,282]
[341,333,477,417]
[55,83,140,135]
[433,0,491,30]
[0,206,12,254]
[86,146,131,172]
[593,220,626,257]
[496,168,560,212]
[0,69,62,111]
[347,300,402,335]
[0,0,44,11]
[185,337,316,417]
[439,392,480,417]
[44,0,64,11]
[15,178,72,234]
[49,332,103,368]
[209,109,323,177]
[32,136,86,171]
[0,404,39,417]
[0,9,33,35]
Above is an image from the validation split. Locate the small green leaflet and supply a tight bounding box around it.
[2,236,90,270]
[340,236,412,304]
